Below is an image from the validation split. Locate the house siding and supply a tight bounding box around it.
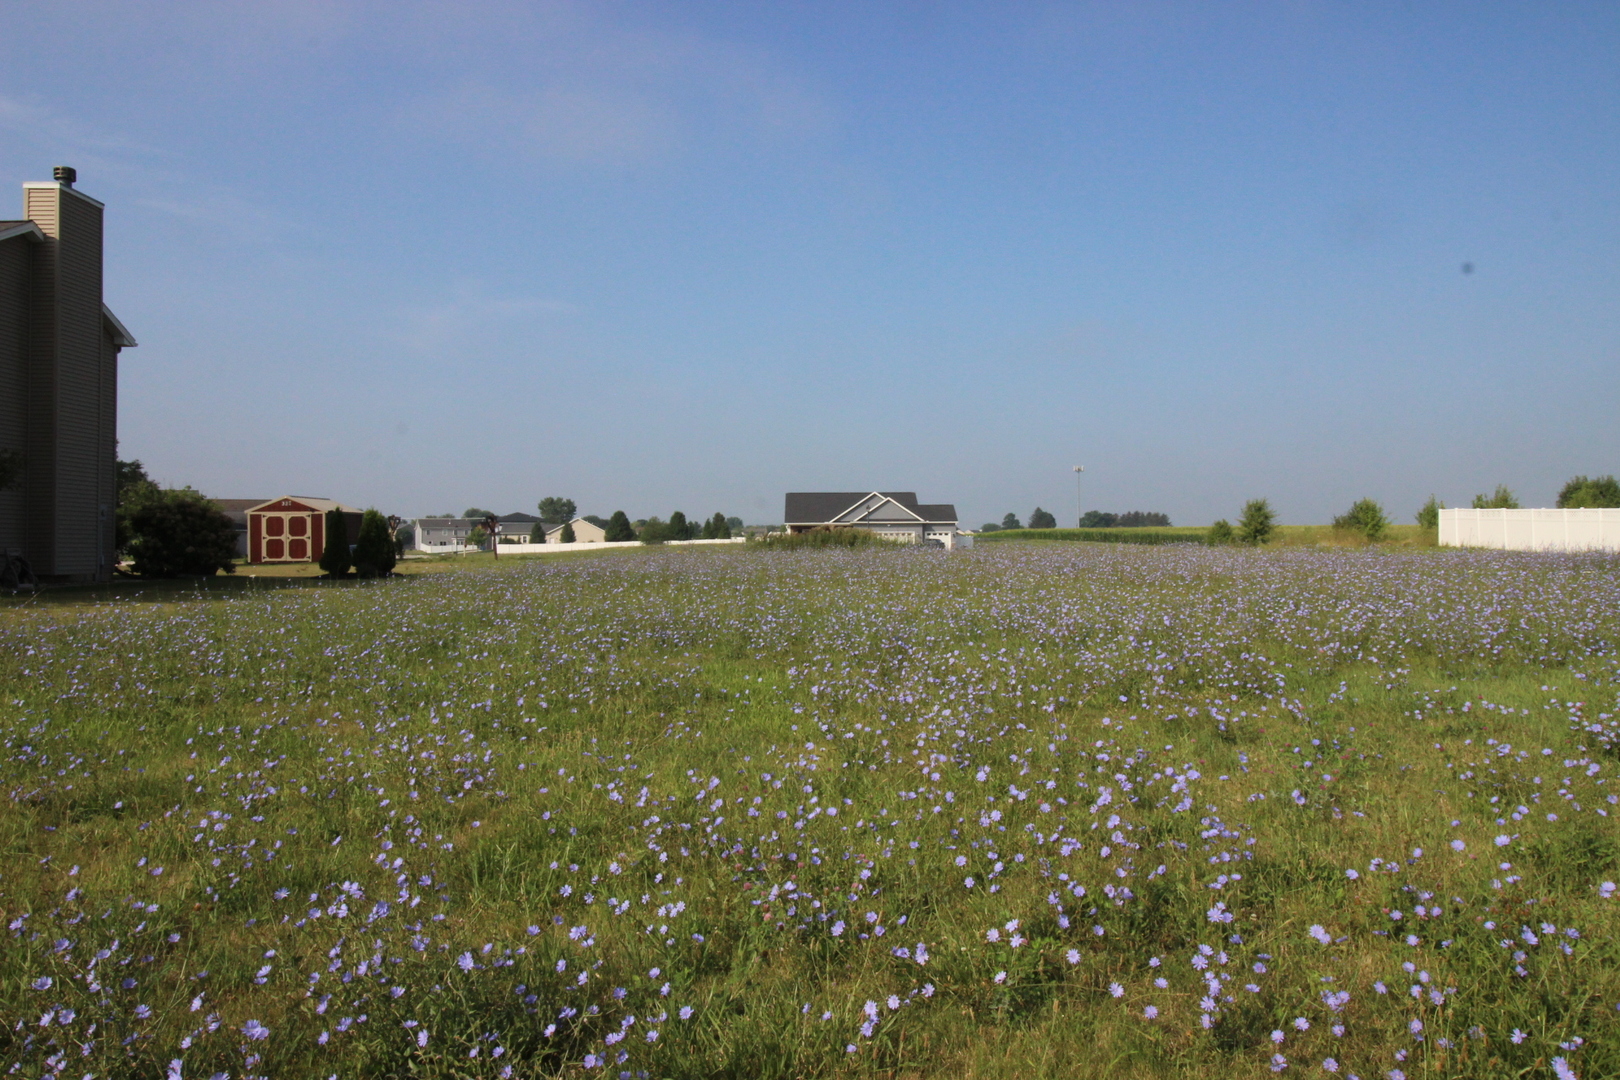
[0,236,30,554]
[21,183,113,580]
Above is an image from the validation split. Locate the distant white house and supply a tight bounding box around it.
[783,491,970,549]
[543,517,608,544]
[1439,508,1620,552]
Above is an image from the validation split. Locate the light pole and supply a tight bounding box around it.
[1073,465,1085,528]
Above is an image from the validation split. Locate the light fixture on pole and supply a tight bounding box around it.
[1073,465,1085,528]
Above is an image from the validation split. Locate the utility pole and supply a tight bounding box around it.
[1073,465,1085,528]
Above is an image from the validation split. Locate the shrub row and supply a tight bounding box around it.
[976,526,1208,546]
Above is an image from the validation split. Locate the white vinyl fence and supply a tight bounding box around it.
[1438,508,1620,552]
[450,538,748,556]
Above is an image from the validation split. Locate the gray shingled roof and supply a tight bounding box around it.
[783,491,956,525]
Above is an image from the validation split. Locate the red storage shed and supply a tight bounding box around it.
[246,497,361,564]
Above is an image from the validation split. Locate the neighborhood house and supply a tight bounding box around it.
[783,491,968,548]
[0,167,137,582]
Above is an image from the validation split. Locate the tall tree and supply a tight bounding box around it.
[709,512,731,539]
[668,511,690,540]
[319,508,352,576]
[1236,499,1276,545]
[1027,507,1057,529]
[1001,513,1022,530]
[1556,475,1620,508]
[537,497,577,524]
[604,510,636,542]
[352,508,397,577]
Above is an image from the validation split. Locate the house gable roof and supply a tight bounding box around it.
[102,304,136,348]
[784,491,957,526]
[0,221,45,244]
[246,496,360,515]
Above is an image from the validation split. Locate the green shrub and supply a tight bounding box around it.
[1207,519,1234,544]
[1557,475,1620,509]
[1332,497,1389,541]
[1415,495,1443,530]
[124,488,238,578]
[352,508,397,577]
[1472,485,1520,509]
[319,507,352,576]
[1237,498,1276,545]
[752,527,889,549]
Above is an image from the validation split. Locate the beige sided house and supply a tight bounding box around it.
[544,517,607,544]
[783,491,968,548]
[0,167,136,582]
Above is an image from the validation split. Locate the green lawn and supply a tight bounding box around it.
[0,542,1615,1078]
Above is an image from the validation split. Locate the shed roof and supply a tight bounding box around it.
[246,497,360,514]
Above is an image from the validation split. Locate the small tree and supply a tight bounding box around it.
[604,510,636,542]
[669,511,690,540]
[1028,507,1057,529]
[1471,486,1519,509]
[125,489,238,578]
[529,520,547,543]
[1333,497,1389,541]
[319,508,352,576]
[979,522,1001,533]
[1416,495,1443,530]
[559,522,576,543]
[394,521,414,556]
[1001,513,1022,530]
[1236,499,1276,545]
[352,509,397,577]
[1207,519,1234,545]
[639,517,668,544]
[538,497,577,524]
[1557,475,1620,509]
[712,512,731,539]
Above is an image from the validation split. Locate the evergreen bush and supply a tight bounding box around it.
[352,509,397,577]
[1333,498,1389,541]
[1471,485,1519,509]
[319,508,352,576]
[1237,499,1276,545]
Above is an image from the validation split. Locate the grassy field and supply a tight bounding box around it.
[978,525,1435,547]
[1,542,1617,1079]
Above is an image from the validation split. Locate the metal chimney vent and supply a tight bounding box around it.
[53,166,76,187]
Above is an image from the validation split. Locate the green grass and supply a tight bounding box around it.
[0,541,1616,1078]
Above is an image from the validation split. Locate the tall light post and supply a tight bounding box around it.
[1073,465,1085,528]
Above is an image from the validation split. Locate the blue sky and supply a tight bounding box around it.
[3,2,1616,526]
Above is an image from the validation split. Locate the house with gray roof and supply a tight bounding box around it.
[783,491,969,548]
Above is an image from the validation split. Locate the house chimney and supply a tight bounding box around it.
[53,166,76,187]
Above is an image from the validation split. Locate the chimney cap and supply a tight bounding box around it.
[53,166,76,187]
